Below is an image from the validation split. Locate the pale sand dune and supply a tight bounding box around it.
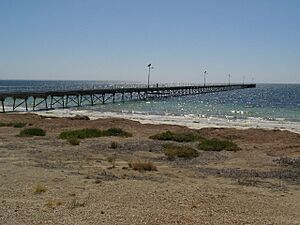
[0,113,299,225]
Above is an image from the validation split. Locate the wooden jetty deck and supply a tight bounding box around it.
[0,84,256,112]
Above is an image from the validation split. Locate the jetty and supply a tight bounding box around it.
[0,83,256,112]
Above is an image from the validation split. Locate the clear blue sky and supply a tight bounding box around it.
[0,0,299,83]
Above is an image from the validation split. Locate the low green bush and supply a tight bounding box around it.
[13,122,27,128]
[59,128,102,139]
[19,128,46,137]
[150,131,202,142]
[59,128,132,140]
[102,128,132,137]
[0,122,26,128]
[163,143,199,159]
[198,138,239,151]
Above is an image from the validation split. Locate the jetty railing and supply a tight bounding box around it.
[0,83,256,113]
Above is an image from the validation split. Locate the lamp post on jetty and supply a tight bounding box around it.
[147,63,154,89]
[228,74,231,86]
[243,76,245,85]
[203,71,207,86]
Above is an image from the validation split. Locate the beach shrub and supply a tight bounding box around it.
[19,128,46,137]
[13,122,27,128]
[150,130,202,142]
[198,138,239,151]
[102,128,132,137]
[67,137,80,145]
[0,122,26,128]
[128,160,157,172]
[163,143,199,159]
[59,128,132,140]
[0,122,8,127]
[59,128,102,139]
[110,141,118,149]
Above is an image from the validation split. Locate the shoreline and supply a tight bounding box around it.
[34,108,300,134]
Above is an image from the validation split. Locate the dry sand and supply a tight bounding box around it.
[0,113,299,225]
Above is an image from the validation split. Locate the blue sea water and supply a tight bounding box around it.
[1,80,300,132]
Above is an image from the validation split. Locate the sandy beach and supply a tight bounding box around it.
[0,113,300,225]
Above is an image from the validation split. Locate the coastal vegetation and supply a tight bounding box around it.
[102,128,132,137]
[128,160,157,172]
[67,137,80,146]
[150,130,202,142]
[1,114,299,224]
[44,199,63,210]
[18,128,46,137]
[107,154,117,168]
[69,198,87,209]
[59,127,132,140]
[110,141,119,149]
[163,143,199,159]
[150,131,240,153]
[198,138,239,151]
[59,128,102,139]
[0,121,26,128]
[33,184,47,194]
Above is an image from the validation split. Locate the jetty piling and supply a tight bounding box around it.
[0,84,256,113]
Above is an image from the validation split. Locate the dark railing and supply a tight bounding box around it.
[0,84,256,112]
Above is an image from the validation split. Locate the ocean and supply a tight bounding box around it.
[1,80,300,133]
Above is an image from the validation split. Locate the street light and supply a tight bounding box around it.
[228,74,231,85]
[204,71,207,86]
[147,63,154,89]
[242,76,245,85]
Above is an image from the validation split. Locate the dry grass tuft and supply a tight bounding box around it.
[128,160,157,172]
[107,154,117,168]
[69,198,87,209]
[67,137,80,145]
[44,199,63,209]
[110,141,119,149]
[163,143,199,159]
[33,184,47,194]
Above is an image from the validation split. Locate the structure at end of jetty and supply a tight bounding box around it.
[0,84,256,113]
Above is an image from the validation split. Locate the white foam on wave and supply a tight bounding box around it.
[35,108,300,134]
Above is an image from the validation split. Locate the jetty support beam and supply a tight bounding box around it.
[0,84,256,112]
[1,100,5,113]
